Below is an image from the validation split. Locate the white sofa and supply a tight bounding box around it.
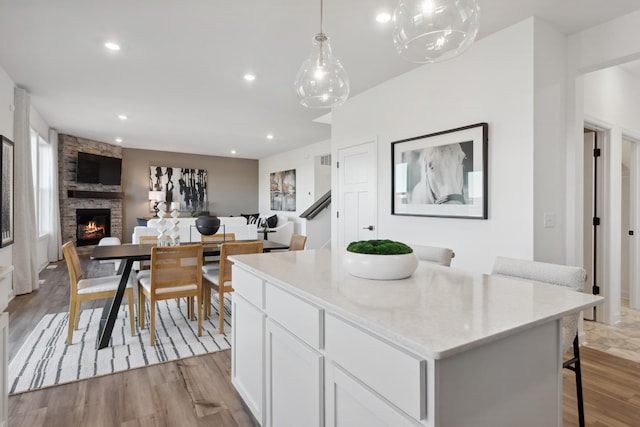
[259,214,294,246]
[132,216,258,245]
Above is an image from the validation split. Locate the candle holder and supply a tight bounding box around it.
[156,201,168,246]
[169,202,181,246]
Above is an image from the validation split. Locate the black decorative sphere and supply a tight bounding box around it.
[195,215,221,236]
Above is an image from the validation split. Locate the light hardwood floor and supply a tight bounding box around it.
[7,259,640,426]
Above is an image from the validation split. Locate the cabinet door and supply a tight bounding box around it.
[266,319,323,427]
[231,295,265,425]
[325,363,421,427]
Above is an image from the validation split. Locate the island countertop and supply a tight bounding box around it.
[229,249,604,359]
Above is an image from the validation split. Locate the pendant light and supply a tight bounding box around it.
[294,0,350,108]
[392,0,480,64]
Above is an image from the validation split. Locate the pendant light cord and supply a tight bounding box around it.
[320,0,323,35]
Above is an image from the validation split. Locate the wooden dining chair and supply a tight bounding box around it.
[288,234,307,251]
[201,233,236,272]
[62,241,135,345]
[492,256,587,427]
[202,241,263,333]
[137,244,203,346]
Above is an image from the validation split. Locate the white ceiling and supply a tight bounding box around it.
[0,0,639,159]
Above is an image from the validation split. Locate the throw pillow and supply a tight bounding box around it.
[241,213,260,224]
[266,214,278,228]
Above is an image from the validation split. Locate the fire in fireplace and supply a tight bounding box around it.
[76,208,111,246]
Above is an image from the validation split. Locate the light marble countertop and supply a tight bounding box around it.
[230,249,604,359]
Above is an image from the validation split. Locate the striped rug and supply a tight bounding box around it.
[8,296,232,395]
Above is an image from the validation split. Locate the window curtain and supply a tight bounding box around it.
[46,129,62,261]
[13,87,39,295]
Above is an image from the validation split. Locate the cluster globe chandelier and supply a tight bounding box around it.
[392,0,480,63]
[294,0,350,108]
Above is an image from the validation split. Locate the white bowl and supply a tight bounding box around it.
[343,251,418,280]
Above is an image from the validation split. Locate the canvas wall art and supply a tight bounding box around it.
[270,169,296,211]
[149,166,207,213]
[392,123,488,219]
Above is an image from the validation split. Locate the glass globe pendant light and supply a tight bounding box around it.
[392,0,480,64]
[294,0,350,108]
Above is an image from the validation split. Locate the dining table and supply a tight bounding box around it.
[90,239,289,349]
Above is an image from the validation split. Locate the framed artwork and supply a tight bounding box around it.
[270,169,296,211]
[149,166,207,213]
[392,123,488,219]
[1,136,14,247]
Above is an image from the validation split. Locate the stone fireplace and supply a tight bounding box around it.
[76,208,111,246]
[59,134,123,255]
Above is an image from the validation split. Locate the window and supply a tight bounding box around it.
[30,128,53,237]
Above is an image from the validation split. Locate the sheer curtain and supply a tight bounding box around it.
[46,129,62,261]
[13,87,39,295]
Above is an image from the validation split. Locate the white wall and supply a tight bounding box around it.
[0,66,14,311]
[584,67,640,133]
[331,19,538,273]
[258,139,331,234]
[533,20,568,264]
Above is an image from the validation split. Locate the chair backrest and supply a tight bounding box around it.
[150,244,203,294]
[492,256,586,292]
[139,235,159,245]
[409,244,455,266]
[61,241,83,294]
[492,256,587,353]
[219,241,264,285]
[289,234,307,251]
[201,233,236,244]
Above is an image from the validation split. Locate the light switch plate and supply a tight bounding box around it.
[543,212,556,228]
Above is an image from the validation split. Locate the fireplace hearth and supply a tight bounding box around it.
[76,208,111,246]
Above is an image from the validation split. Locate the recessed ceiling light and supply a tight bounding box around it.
[230,150,237,155]
[104,41,121,51]
[244,73,256,82]
[115,138,123,143]
[117,114,128,120]
[266,134,274,140]
[376,13,391,23]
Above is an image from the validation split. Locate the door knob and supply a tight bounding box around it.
[363,225,374,231]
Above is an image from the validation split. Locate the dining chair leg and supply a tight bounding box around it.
[67,300,76,345]
[138,287,145,329]
[219,291,225,334]
[73,301,82,330]
[197,295,202,337]
[204,286,211,319]
[150,299,156,346]
[573,337,585,427]
[127,288,135,336]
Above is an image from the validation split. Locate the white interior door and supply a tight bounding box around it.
[337,142,377,249]
[628,138,640,309]
[583,130,603,320]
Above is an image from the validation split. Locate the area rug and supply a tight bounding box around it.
[8,296,232,395]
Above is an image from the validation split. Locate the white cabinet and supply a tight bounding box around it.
[1,312,8,427]
[265,320,323,427]
[231,294,265,425]
[326,363,420,427]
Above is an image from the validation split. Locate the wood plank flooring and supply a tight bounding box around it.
[7,258,640,426]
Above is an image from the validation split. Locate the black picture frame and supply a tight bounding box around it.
[391,123,488,219]
[1,135,14,247]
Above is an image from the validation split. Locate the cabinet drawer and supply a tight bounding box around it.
[232,266,264,308]
[265,283,323,349]
[325,314,426,421]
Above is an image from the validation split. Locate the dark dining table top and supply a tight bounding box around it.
[91,240,289,261]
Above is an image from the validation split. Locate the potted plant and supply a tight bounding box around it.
[343,239,418,280]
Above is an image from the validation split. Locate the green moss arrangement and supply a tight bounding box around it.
[346,239,413,255]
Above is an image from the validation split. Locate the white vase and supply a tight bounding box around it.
[343,250,418,280]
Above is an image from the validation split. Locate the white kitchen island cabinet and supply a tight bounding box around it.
[229,249,603,427]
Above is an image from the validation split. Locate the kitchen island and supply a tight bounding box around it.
[229,249,603,427]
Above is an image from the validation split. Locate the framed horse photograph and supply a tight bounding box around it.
[391,123,488,219]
